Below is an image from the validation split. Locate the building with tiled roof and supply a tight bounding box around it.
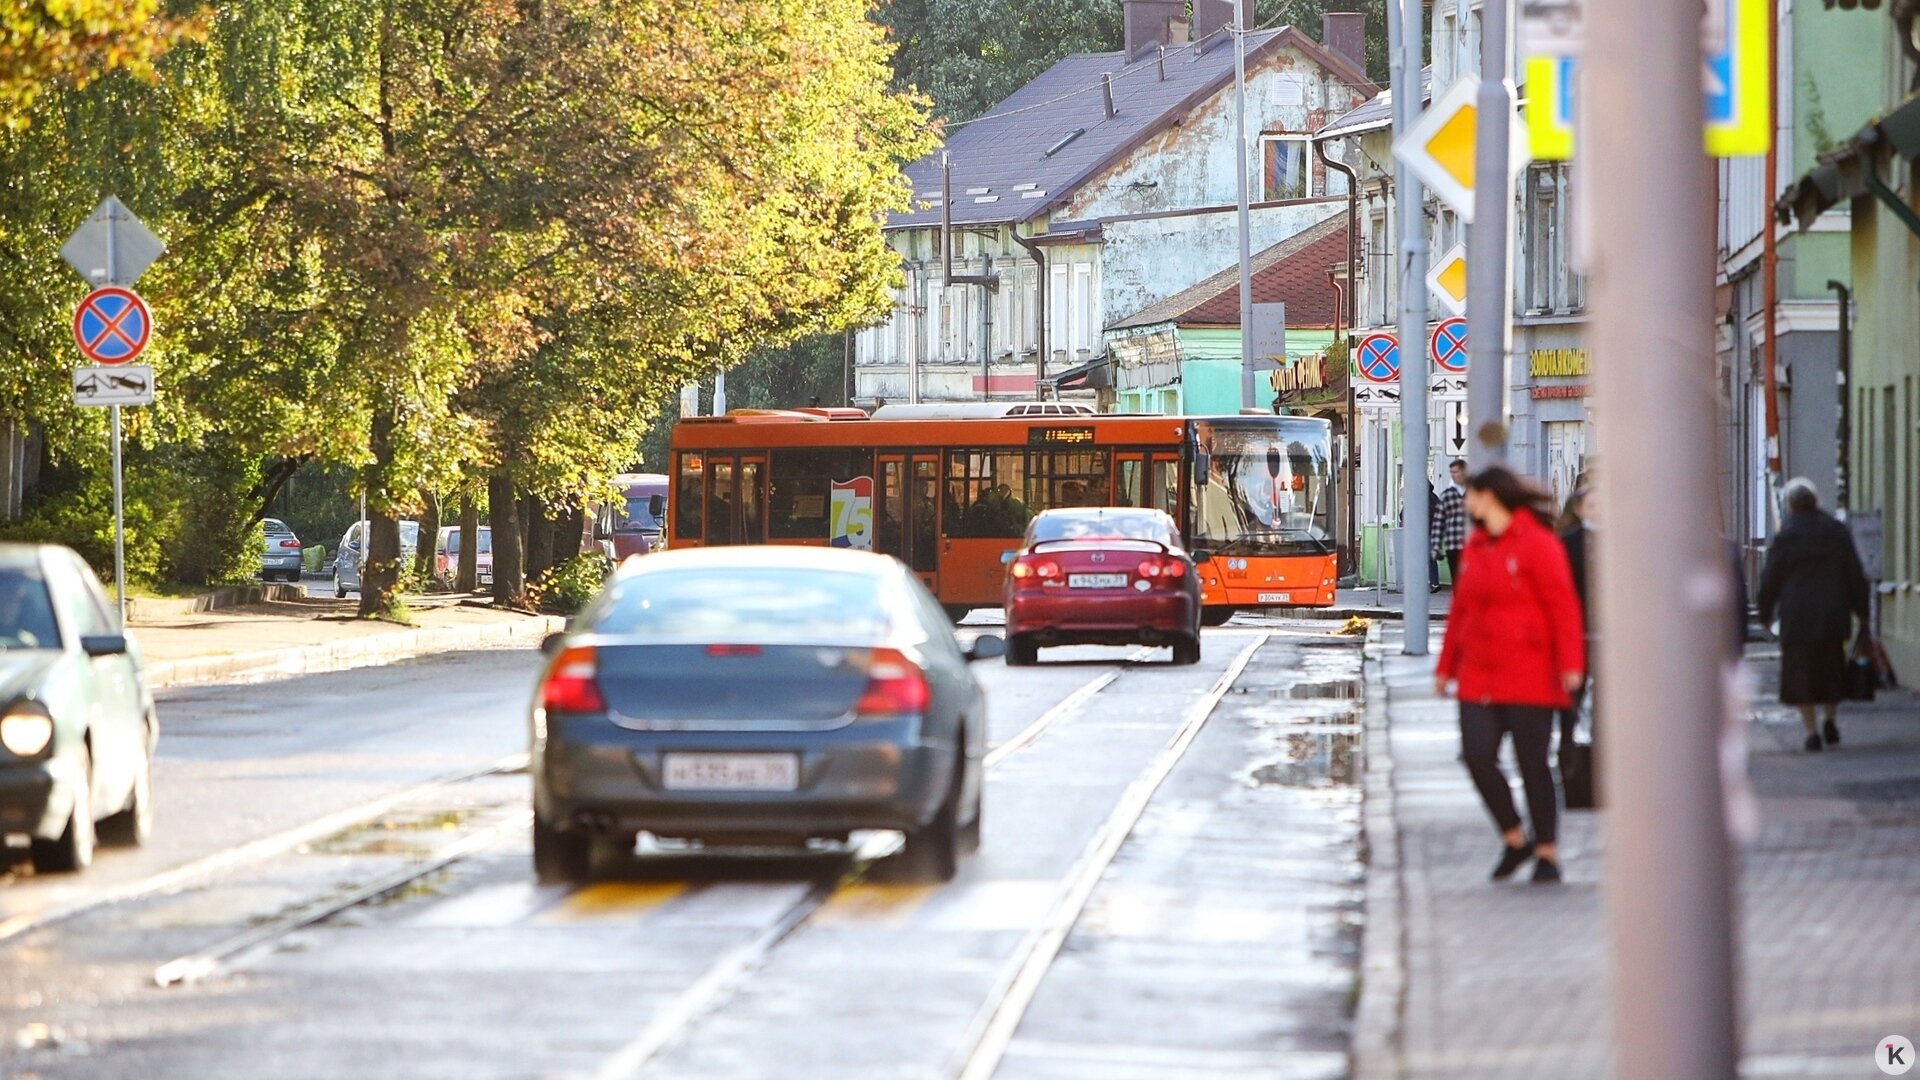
[852,1,1377,406]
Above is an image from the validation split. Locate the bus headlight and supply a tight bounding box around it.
[1,704,53,757]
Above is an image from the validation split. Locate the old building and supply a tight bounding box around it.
[853,1,1376,406]
[1102,213,1351,415]
[1780,4,1918,676]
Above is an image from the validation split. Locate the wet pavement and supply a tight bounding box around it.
[0,624,1367,1079]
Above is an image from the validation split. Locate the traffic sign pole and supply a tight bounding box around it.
[108,218,125,624]
[1468,0,1515,468]
[1390,0,1430,649]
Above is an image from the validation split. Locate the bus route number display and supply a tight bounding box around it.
[1028,425,1097,447]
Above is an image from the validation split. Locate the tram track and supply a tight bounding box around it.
[129,647,1160,1016]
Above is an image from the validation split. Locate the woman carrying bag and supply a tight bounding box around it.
[1757,478,1872,751]
[1437,467,1587,884]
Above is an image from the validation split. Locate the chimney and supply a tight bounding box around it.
[1122,0,1186,63]
[1190,0,1236,50]
[1321,12,1367,73]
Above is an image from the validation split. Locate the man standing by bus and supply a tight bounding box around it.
[1431,459,1469,588]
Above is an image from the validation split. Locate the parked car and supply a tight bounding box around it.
[530,546,1002,885]
[0,544,156,873]
[333,519,422,598]
[592,472,669,560]
[433,525,493,588]
[1001,507,1202,666]
[260,518,304,583]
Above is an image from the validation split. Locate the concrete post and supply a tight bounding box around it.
[1589,0,1741,1074]
[1390,0,1430,649]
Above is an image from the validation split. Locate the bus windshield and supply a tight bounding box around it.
[1189,418,1335,556]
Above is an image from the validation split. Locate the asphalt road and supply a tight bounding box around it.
[0,622,1364,1079]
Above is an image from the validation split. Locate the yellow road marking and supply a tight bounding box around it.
[535,882,687,924]
[813,883,938,925]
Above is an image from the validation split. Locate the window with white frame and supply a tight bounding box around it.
[1262,135,1312,201]
[1522,164,1583,314]
[1071,264,1094,356]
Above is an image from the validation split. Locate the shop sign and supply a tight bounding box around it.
[1529,347,1591,378]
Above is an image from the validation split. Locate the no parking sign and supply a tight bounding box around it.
[1355,333,1400,384]
[1430,318,1469,375]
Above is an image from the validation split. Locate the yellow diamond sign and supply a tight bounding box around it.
[1426,244,1469,316]
[1393,75,1532,223]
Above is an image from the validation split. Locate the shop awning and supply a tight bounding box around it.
[1048,354,1112,391]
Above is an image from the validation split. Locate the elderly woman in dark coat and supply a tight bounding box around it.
[1757,478,1871,752]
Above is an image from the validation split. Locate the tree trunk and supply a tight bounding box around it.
[455,497,479,592]
[358,408,403,617]
[413,489,441,586]
[524,492,554,580]
[555,503,586,564]
[489,471,525,607]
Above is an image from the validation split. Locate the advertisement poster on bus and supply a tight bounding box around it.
[829,477,874,549]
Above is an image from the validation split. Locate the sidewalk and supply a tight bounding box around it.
[1357,624,1920,1078]
[130,593,562,689]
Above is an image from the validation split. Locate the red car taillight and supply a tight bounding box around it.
[855,648,930,716]
[541,645,606,712]
[1136,557,1188,581]
[1010,557,1061,584]
[279,539,302,549]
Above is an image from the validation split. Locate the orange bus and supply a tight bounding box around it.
[667,409,1339,622]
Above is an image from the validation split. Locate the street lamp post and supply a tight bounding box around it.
[1589,0,1742,1075]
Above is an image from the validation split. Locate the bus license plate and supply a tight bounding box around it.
[1070,573,1129,589]
[1258,592,1292,603]
[663,753,799,791]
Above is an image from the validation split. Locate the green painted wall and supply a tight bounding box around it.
[1782,8,1893,303]
[1180,327,1338,415]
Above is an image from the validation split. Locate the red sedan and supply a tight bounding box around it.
[1001,508,1202,666]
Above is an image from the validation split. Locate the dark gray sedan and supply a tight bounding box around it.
[531,546,1001,884]
[0,544,156,873]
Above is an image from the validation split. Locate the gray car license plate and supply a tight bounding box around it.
[662,753,799,791]
[1069,573,1129,589]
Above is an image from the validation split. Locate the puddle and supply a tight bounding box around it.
[1289,680,1361,700]
[310,808,476,856]
[1245,730,1359,789]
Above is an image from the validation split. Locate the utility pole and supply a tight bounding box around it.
[1589,0,1741,1075]
[1468,0,1515,467]
[1390,0,1430,649]
[1235,2,1256,411]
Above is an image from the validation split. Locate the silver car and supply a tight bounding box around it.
[333,519,421,598]
[261,518,304,582]
[531,546,1003,885]
[0,544,156,872]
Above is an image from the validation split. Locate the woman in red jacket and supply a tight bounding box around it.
[1436,467,1587,884]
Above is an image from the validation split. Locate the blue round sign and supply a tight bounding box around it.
[1357,333,1400,383]
[72,287,152,365]
[1431,317,1469,374]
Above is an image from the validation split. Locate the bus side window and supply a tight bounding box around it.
[675,454,705,542]
[1151,459,1178,519]
[1117,459,1143,507]
[707,459,737,543]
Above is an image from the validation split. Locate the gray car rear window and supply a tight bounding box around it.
[591,567,891,640]
[0,566,60,649]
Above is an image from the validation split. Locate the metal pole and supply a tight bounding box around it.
[1390,0,1430,649]
[106,203,127,623]
[1235,7,1256,411]
[1828,279,1851,511]
[1467,0,1514,467]
[111,405,125,624]
[1590,0,1740,1073]
[714,370,727,415]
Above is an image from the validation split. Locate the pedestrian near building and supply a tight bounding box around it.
[1436,467,1587,884]
[1431,459,1468,587]
[1757,478,1871,752]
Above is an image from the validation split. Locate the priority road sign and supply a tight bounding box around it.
[73,287,152,365]
[1356,333,1400,384]
[1431,318,1469,374]
[1426,245,1470,316]
[60,197,165,287]
[1393,76,1532,223]
[73,365,155,407]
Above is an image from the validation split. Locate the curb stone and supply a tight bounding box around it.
[126,583,307,621]
[1353,620,1406,1080]
[143,615,564,691]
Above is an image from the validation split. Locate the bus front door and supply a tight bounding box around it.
[877,453,940,594]
[1116,451,1181,520]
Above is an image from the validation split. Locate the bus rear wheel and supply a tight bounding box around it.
[1200,607,1237,628]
